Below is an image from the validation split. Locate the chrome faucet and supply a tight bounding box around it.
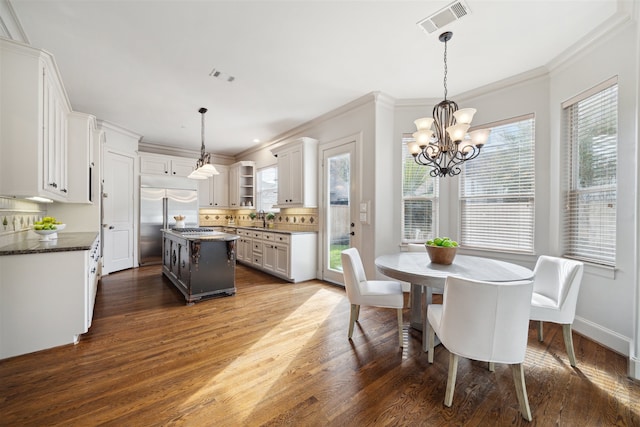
[258,210,266,228]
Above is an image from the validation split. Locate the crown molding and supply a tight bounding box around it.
[0,1,29,44]
[235,92,381,158]
[547,6,633,73]
[97,119,142,140]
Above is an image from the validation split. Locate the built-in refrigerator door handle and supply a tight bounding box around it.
[162,197,168,229]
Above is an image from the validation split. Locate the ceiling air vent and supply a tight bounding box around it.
[417,0,471,34]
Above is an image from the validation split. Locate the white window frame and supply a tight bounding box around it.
[459,114,536,253]
[401,135,439,243]
[256,165,279,213]
[562,77,618,267]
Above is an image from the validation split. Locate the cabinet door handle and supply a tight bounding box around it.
[350,231,355,236]
[109,225,115,230]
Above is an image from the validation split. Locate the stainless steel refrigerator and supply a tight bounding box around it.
[139,175,199,265]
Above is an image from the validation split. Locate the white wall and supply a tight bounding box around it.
[548,20,638,358]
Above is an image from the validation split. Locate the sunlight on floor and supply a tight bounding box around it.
[525,344,639,416]
[179,288,343,423]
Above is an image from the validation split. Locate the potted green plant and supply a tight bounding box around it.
[266,212,275,228]
[248,212,257,222]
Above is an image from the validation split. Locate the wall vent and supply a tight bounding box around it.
[417,0,471,34]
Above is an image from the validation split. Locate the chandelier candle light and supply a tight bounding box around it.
[410,31,490,177]
[187,107,219,179]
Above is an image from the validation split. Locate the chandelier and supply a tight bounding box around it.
[187,107,219,179]
[410,31,490,177]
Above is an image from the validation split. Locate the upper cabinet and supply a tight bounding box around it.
[198,165,229,208]
[229,161,255,209]
[271,137,318,208]
[0,39,72,202]
[140,153,196,177]
[66,112,97,203]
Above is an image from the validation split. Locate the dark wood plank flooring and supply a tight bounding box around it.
[1,264,638,426]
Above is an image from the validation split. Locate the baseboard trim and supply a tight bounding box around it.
[629,356,640,381]
[573,315,630,356]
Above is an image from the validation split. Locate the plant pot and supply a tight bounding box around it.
[425,245,457,265]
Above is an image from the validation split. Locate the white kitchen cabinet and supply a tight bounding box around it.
[262,232,290,277]
[229,161,255,209]
[0,38,72,202]
[140,153,196,177]
[0,234,101,359]
[235,229,253,262]
[271,137,318,208]
[66,112,97,203]
[235,228,316,282]
[198,165,229,208]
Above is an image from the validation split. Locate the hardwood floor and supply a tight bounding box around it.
[1,264,638,426]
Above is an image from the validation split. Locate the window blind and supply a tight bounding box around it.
[402,137,438,242]
[563,80,617,266]
[460,115,535,252]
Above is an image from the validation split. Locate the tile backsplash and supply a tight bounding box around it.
[0,197,47,247]
[199,207,319,232]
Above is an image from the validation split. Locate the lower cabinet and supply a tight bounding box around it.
[235,228,317,282]
[0,234,101,359]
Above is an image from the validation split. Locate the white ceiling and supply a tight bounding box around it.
[9,0,621,157]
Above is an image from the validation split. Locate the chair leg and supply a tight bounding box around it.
[427,320,435,363]
[537,321,544,341]
[444,353,459,407]
[397,308,404,348]
[562,323,577,367]
[348,304,359,339]
[510,363,532,421]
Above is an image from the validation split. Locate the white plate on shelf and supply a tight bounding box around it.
[33,224,66,241]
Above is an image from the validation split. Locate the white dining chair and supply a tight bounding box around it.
[427,276,534,421]
[529,255,584,367]
[341,248,405,347]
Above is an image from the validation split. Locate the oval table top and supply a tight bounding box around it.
[375,253,534,289]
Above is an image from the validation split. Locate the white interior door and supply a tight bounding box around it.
[321,140,356,285]
[103,150,134,274]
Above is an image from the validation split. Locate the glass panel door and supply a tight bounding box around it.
[322,141,356,285]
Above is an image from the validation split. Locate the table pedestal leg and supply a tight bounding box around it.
[421,286,435,352]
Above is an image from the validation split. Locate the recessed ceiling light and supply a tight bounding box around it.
[253,138,261,143]
[209,67,235,83]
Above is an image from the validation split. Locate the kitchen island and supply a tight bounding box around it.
[162,229,239,304]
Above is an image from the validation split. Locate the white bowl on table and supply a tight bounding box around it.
[33,224,66,241]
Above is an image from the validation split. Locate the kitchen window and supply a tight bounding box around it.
[459,115,536,253]
[401,135,438,243]
[256,166,279,212]
[563,78,617,267]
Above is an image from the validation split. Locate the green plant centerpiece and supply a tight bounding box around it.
[425,237,458,265]
[248,212,257,220]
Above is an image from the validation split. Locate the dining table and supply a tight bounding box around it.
[375,252,534,352]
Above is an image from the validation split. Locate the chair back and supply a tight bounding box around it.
[439,276,533,364]
[533,256,583,313]
[341,248,366,304]
[407,243,426,252]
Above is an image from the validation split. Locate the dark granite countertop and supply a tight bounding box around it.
[0,232,99,256]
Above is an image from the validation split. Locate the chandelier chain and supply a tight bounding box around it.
[443,37,448,101]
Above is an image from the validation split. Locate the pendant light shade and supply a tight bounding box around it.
[188,107,219,179]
